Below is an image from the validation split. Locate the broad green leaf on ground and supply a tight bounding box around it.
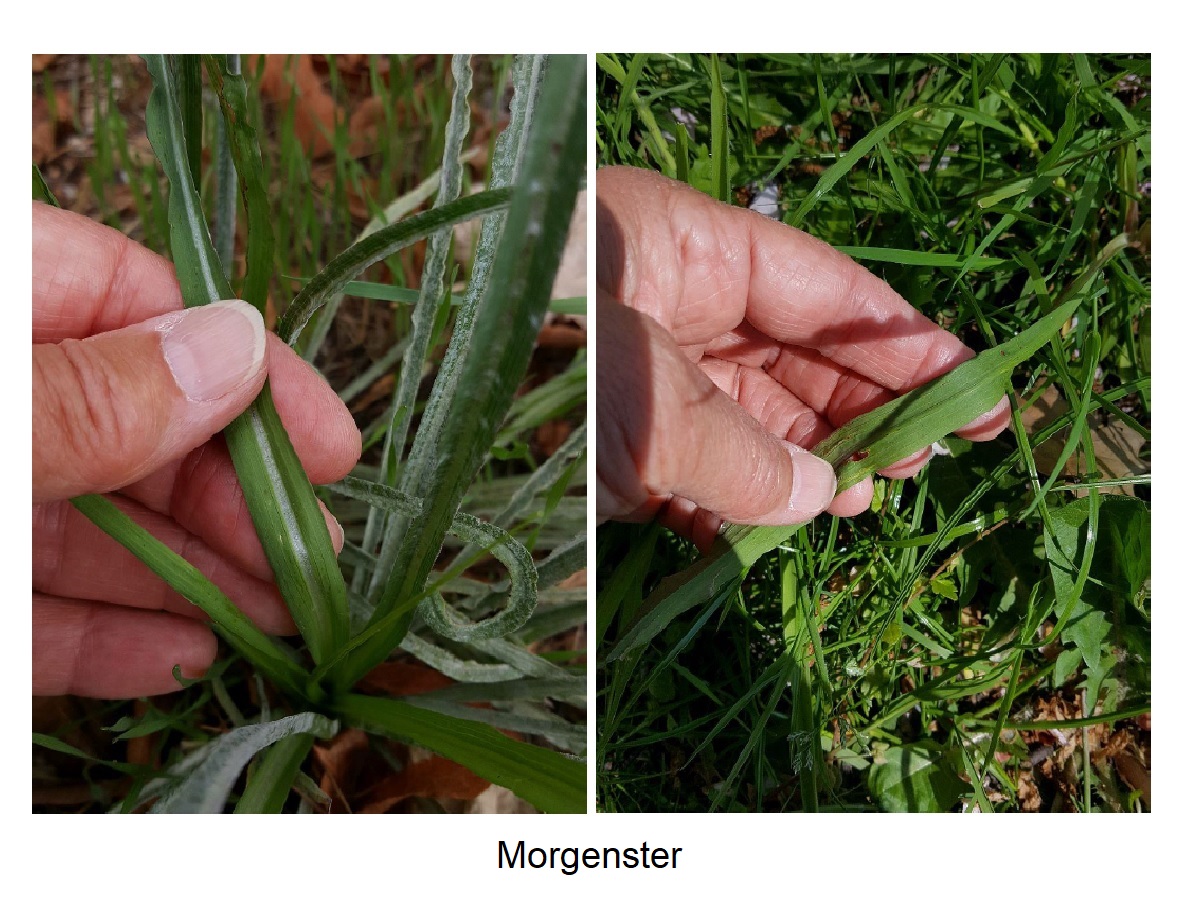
[1045,495,1150,674]
[333,693,585,813]
[867,742,965,812]
[151,713,338,814]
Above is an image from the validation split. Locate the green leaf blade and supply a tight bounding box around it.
[334,693,585,813]
[144,53,349,668]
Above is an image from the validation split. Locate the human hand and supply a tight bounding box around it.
[32,202,361,698]
[597,167,1008,550]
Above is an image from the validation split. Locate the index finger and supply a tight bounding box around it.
[33,202,185,343]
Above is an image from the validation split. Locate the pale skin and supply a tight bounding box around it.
[597,167,1008,550]
[32,202,361,698]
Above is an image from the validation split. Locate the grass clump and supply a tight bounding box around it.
[34,54,586,814]
[597,53,1149,813]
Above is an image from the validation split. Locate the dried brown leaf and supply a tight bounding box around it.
[358,756,491,813]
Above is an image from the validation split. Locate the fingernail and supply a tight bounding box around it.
[162,300,266,402]
[784,443,837,522]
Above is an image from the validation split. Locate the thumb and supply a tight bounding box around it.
[33,300,267,503]
[598,300,836,526]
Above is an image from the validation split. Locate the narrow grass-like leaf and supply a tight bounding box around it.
[813,235,1129,492]
[786,105,921,226]
[143,55,227,308]
[362,55,544,606]
[174,56,203,191]
[401,697,586,753]
[833,246,1009,270]
[145,54,349,667]
[275,188,512,346]
[33,164,60,207]
[328,480,540,643]
[286,277,585,316]
[234,386,350,665]
[354,56,475,605]
[212,55,239,275]
[606,524,797,660]
[233,731,315,814]
[420,513,538,642]
[334,55,586,691]
[204,55,273,314]
[34,733,138,775]
[328,475,423,516]
[333,693,585,813]
[70,494,307,695]
[151,713,337,814]
[708,54,730,204]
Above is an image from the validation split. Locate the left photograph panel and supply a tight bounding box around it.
[32,54,587,813]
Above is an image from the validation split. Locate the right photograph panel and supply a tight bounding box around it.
[595,53,1151,813]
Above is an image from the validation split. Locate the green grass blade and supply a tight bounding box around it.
[333,693,585,813]
[212,55,239,275]
[70,494,307,695]
[152,713,337,813]
[708,54,730,204]
[354,55,476,610]
[144,54,349,667]
[786,105,921,226]
[234,385,350,665]
[173,56,203,191]
[606,524,797,661]
[33,164,60,207]
[833,246,1009,270]
[204,55,274,314]
[275,188,512,346]
[328,475,424,516]
[143,54,228,308]
[328,479,540,643]
[285,277,584,315]
[233,731,315,813]
[813,235,1129,492]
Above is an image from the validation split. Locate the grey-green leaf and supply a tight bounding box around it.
[152,713,338,814]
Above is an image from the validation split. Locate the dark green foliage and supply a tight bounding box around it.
[598,53,1149,813]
